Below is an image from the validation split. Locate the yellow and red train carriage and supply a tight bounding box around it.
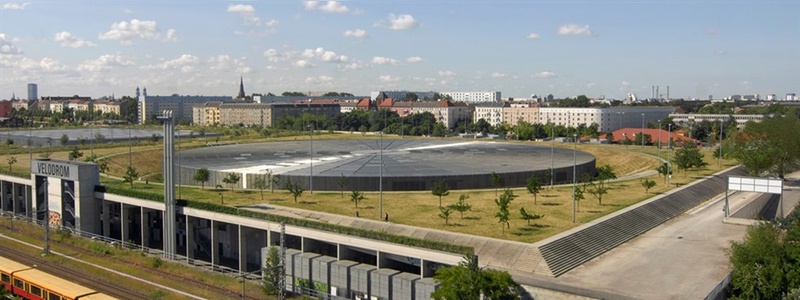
[1,256,118,300]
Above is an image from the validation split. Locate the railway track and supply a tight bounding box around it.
[52,242,262,300]
[0,243,151,300]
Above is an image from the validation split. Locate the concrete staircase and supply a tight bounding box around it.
[539,167,745,277]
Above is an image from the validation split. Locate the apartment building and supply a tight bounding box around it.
[473,102,507,127]
[441,91,501,103]
[503,102,538,125]
[669,113,765,129]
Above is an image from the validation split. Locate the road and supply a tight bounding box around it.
[556,193,750,299]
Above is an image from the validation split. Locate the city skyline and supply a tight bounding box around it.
[0,1,798,100]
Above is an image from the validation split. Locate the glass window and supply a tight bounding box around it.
[1,273,8,283]
[49,292,62,300]
[30,285,42,296]
[13,278,23,288]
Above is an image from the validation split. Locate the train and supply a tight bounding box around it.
[0,256,119,300]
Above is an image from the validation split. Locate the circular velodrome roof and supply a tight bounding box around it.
[177,139,596,191]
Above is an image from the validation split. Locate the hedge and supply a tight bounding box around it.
[95,185,471,254]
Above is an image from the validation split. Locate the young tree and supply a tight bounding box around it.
[60,133,69,146]
[449,194,472,219]
[222,172,241,192]
[490,172,503,196]
[573,188,585,212]
[656,163,671,178]
[433,254,520,300]
[431,180,450,207]
[337,174,349,198]
[519,207,543,225]
[525,174,544,205]
[588,165,617,205]
[6,156,16,172]
[68,147,83,161]
[284,179,304,203]
[123,166,139,188]
[494,189,516,234]
[438,207,453,225]
[252,175,268,201]
[674,142,707,177]
[350,190,366,208]
[261,246,284,295]
[194,168,210,190]
[641,179,657,194]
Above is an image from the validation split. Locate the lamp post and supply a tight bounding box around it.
[718,120,723,167]
[572,133,577,223]
[657,119,662,159]
[667,123,672,187]
[379,108,386,219]
[641,113,645,150]
[42,177,50,255]
[550,121,554,188]
[308,124,314,194]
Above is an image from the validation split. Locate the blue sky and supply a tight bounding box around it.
[1,1,798,100]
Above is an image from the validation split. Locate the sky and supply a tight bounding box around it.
[0,1,798,100]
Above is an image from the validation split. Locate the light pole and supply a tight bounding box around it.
[308,124,314,194]
[718,120,723,167]
[657,119,661,159]
[550,121,554,189]
[379,108,386,219]
[572,133,577,223]
[667,123,672,187]
[641,113,645,150]
[42,177,50,255]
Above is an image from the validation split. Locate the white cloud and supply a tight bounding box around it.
[305,75,334,84]
[535,71,556,78]
[293,60,315,68]
[406,56,423,63]
[208,55,252,73]
[2,2,30,10]
[264,48,290,62]
[707,28,719,36]
[78,53,134,72]
[372,56,399,65]
[341,60,366,70]
[379,75,401,82]
[304,1,350,13]
[713,49,727,56]
[55,31,96,48]
[228,4,262,25]
[99,19,176,45]
[142,54,198,73]
[438,70,456,77]
[343,29,367,38]
[619,80,631,91]
[302,47,348,63]
[492,72,507,78]
[557,24,595,36]
[0,34,23,55]
[526,33,541,40]
[227,4,255,13]
[20,57,66,72]
[389,14,418,30]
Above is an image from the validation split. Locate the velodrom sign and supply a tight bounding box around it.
[32,160,79,181]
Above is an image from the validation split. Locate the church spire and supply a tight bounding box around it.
[237,76,245,100]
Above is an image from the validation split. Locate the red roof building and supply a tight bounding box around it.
[601,128,698,146]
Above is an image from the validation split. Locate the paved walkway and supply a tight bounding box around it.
[240,167,799,299]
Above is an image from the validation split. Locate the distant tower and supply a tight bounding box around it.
[27,83,38,101]
[136,86,140,98]
[237,77,246,100]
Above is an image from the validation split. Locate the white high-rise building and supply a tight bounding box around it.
[441,91,501,103]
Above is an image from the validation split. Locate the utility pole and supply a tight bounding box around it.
[572,134,577,223]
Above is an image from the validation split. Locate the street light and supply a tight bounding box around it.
[718,120,723,167]
[667,123,672,187]
[550,120,554,189]
[572,133,577,223]
[657,119,662,159]
[308,124,314,194]
[641,113,645,150]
